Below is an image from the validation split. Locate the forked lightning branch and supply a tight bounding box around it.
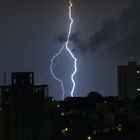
[50,0,77,100]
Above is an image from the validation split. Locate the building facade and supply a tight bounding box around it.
[118,61,140,99]
[0,72,48,140]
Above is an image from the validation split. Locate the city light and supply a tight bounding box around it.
[61,127,69,133]
[61,112,65,116]
[104,100,107,104]
[87,136,92,140]
[116,123,123,132]
[137,70,140,74]
[137,88,140,91]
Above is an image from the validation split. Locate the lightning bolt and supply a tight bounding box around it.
[50,45,65,100]
[50,0,77,100]
[65,0,77,97]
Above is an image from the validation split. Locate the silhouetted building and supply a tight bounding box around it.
[53,96,117,139]
[0,103,5,140]
[118,61,140,99]
[0,72,48,140]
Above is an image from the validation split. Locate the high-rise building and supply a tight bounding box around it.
[118,61,140,99]
[0,72,48,140]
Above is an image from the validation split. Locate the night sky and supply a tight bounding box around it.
[0,0,140,100]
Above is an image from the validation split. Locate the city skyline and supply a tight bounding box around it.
[0,0,140,100]
[0,72,140,140]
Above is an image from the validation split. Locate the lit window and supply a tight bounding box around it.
[116,123,123,132]
[137,88,140,91]
[104,100,107,104]
[137,70,140,74]
[57,104,60,108]
[88,136,92,140]
[61,112,65,116]
[61,127,69,133]
[65,128,68,131]
[117,127,122,132]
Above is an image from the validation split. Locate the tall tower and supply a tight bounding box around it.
[118,61,140,99]
[0,72,48,140]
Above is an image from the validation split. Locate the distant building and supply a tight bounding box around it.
[0,72,48,140]
[0,102,5,140]
[118,61,140,99]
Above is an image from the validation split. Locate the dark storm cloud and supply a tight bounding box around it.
[89,0,140,56]
[70,32,87,54]
[55,31,87,54]
[55,32,67,43]
[53,0,138,55]
[89,18,119,52]
[0,0,136,99]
